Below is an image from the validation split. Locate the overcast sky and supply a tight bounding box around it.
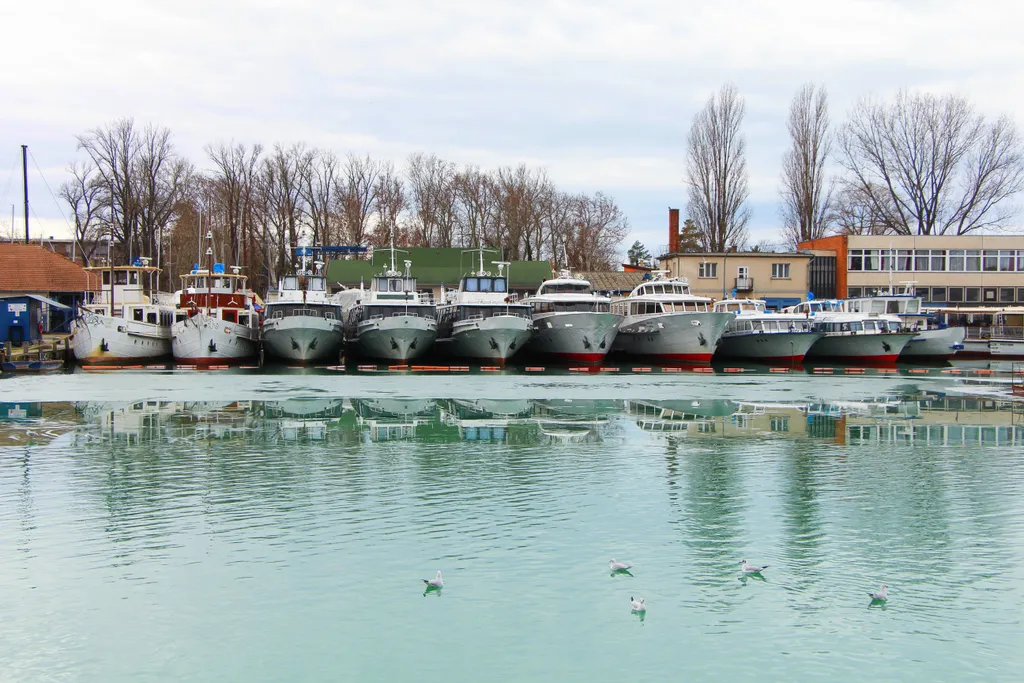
[3,0,1022,256]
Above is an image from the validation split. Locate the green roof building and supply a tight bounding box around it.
[325,248,553,299]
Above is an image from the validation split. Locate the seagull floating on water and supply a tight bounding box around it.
[739,560,768,574]
[609,559,632,572]
[423,571,443,589]
[630,597,646,613]
[868,584,888,601]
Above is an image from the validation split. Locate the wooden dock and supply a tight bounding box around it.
[1,333,73,366]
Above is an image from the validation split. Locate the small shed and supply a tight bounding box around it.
[0,294,71,345]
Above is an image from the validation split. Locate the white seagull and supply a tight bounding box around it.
[423,570,443,589]
[609,559,632,572]
[739,560,768,574]
[868,584,888,601]
[630,597,646,613]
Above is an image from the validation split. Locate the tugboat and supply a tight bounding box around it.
[435,250,532,364]
[712,298,822,364]
[71,257,174,364]
[521,271,622,363]
[337,250,437,361]
[610,273,733,363]
[171,231,260,365]
[261,247,344,364]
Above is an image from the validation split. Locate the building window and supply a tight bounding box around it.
[1000,288,1015,303]
[966,250,982,272]
[847,287,862,298]
[931,287,947,302]
[965,287,981,303]
[698,262,718,278]
[948,250,965,271]
[896,250,913,271]
[999,250,1016,271]
[914,250,930,271]
[770,417,790,432]
[864,250,880,271]
[919,288,931,302]
[948,287,964,303]
[848,249,863,271]
[771,263,791,279]
[1018,288,1024,303]
[1018,251,1024,272]
[930,250,946,272]
[983,288,997,303]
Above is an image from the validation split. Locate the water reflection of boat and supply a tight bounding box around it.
[261,399,346,419]
[352,398,438,442]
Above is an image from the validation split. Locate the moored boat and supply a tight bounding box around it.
[610,274,732,364]
[841,284,965,360]
[261,248,344,365]
[337,254,437,361]
[712,298,822,364]
[785,300,916,364]
[521,271,622,363]
[171,254,260,366]
[71,258,174,364]
[435,253,532,365]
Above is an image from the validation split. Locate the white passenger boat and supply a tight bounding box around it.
[929,306,1024,359]
[435,254,532,364]
[784,300,916,364]
[261,249,344,364]
[609,274,732,363]
[71,258,174,364]
[841,284,966,360]
[712,298,822,364]
[521,271,622,363]
[171,248,260,366]
[337,254,437,361]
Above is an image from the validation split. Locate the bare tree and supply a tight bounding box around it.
[454,166,497,247]
[562,192,630,270]
[370,161,408,248]
[407,153,460,248]
[685,84,751,251]
[258,144,306,282]
[780,83,835,246]
[837,90,1024,235]
[832,183,894,235]
[299,147,339,246]
[337,154,381,245]
[59,160,105,265]
[76,119,191,269]
[206,141,264,267]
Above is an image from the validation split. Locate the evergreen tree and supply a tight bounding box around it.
[627,240,651,265]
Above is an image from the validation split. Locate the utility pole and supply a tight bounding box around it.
[22,145,29,243]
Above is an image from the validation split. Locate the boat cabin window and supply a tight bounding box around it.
[223,310,237,323]
[147,312,157,324]
[238,314,249,326]
[308,277,326,292]
[129,271,139,285]
[133,307,144,322]
[631,302,662,315]
[465,277,498,292]
[539,283,591,295]
[284,276,298,290]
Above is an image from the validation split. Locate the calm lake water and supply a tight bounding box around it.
[1,370,1023,681]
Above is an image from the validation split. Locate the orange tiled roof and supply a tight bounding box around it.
[0,243,100,293]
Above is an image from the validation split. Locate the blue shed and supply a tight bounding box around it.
[0,295,70,346]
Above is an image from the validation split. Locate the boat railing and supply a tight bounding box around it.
[966,325,1024,340]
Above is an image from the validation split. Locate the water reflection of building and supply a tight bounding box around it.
[532,399,615,444]
[627,400,817,440]
[439,399,534,444]
[0,402,76,446]
[845,392,1024,446]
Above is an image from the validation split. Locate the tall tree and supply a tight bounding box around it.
[59,159,105,265]
[685,84,751,251]
[337,154,382,246]
[206,141,263,267]
[837,90,1024,235]
[627,240,651,265]
[780,83,834,246]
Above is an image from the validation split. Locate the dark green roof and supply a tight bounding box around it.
[326,247,552,288]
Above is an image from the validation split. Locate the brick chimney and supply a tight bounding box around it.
[668,208,680,253]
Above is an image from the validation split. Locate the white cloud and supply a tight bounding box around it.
[4,0,1023,249]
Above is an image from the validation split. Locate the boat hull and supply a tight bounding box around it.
[172,314,259,365]
[899,326,967,360]
[71,313,172,364]
[715,331,823,364]
[526,311,622,363]
[990,339,1024,359]
[350,315,437,361]
[612,312,733,363]
[806,332,916,365]
[261,317,345,364]
[436,315,532,364]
